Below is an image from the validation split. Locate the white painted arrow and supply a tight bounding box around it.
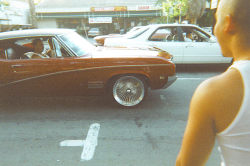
[60,123,101,161]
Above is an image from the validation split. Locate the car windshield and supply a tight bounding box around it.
[59,32,95,56]
[124,26,149,39]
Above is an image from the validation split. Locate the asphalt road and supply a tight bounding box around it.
[0,66,229,166]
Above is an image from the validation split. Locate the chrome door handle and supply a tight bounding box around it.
[11,64,23,68]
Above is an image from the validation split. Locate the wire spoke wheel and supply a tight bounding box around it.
[113,76,146,107]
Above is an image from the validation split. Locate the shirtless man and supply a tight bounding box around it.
[176,0,250,165]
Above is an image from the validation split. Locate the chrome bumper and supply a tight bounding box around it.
[162,75,177,89]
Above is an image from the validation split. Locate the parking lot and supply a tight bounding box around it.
[0,65,229,166]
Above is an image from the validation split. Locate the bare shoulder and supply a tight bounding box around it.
[190,67,244,133]
[175,68,244,166]
[197,67,242,96]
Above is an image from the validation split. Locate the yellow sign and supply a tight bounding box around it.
[91,6,127,12]
[114,6,127,11]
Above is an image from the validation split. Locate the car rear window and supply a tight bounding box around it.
[125,26,149,39]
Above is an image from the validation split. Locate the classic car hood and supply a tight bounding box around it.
[91,46,159,58]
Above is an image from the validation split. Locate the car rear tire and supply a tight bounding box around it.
[112,76,147,107]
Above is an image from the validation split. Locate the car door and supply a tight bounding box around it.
[181,26,232,64]
[0,59,12,86]
[147,26,185,64]
[0,37,91,97]
[50,37,93,96]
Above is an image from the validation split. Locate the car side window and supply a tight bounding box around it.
[149,27,183,42]
[0,47,18,60]
[182,27,211,42]
[10,37,51,59]
[52,38,71,58]
[3,37,71,60]
[0,37,71,60]
[0,40,27,60]
[0,48,6,59]
[149,28,171,42]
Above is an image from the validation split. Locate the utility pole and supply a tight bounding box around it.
[28,0,37,28]
[179,6,182,24]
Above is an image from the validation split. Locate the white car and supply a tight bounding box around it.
[94,26,144,46]
[202,27,213,34]
[105,24,232,64]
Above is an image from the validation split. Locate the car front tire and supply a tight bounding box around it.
[112,76,147,107]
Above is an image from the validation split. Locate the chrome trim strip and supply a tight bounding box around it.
[0,63,172,88]
[11,64,23,68]
[88,81,104,88]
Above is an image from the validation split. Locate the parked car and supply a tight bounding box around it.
[94,26,144,46]
[105,24,233,64]
[0,29,176,107]
[88,27,104,37]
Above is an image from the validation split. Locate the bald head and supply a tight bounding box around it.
[219,0,250,33]
[215,0,250,58]
[232,0,250,32]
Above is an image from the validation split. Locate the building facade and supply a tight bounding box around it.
[36,0,162,35]
[0,0,30,31]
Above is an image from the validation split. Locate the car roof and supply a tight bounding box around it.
[0,29,75,40]
[145,23,200,28]
[141,24,211,37]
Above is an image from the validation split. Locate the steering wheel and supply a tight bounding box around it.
[31,53,45,59]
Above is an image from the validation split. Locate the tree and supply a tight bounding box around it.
[161,0,188,23]
[157,0,206,24]
[28,0,37,28]
[186,0,206,24]
[0,0,9,6]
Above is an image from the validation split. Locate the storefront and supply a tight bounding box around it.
[0,0,30,32]
[36,2,162,36]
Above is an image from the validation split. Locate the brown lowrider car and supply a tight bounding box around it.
[0,29,176,107]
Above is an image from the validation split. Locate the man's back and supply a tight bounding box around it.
[176,61,244,166]
[176,0,250,165]
[217,60,250,166]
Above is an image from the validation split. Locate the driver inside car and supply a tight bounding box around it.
[25,38,50,59]
[184,32,193,42]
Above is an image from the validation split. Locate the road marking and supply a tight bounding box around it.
[81,123,100,161]
[60,123,100,161]
[60,140,85,147]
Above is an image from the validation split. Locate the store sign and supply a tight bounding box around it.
[114,6,127,11]
[91,6,127,12]
[88,17,112,24]
[91,7,114,12]
[136,5,153,11]
[211,0,219,9]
